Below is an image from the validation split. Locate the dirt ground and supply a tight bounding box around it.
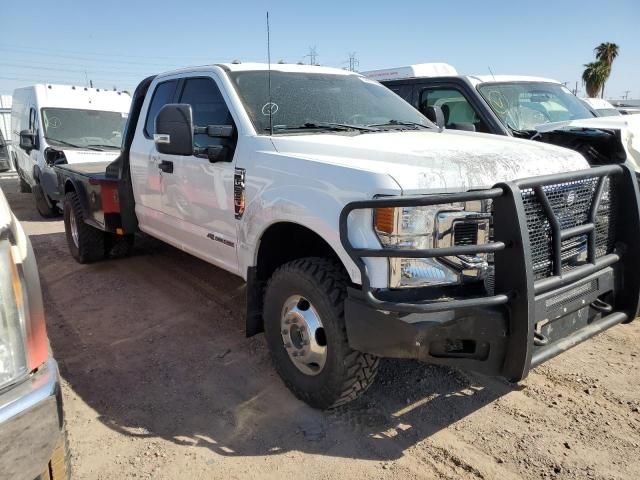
[2,173,640,480]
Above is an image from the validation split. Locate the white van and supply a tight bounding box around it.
[11,84,131,216]
[581,97,621,117]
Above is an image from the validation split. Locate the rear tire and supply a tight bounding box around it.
[263,257,379,409]
[63,191,105,263]
[33,183,58,218]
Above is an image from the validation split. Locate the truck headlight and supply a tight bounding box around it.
[0,239,28,390]
[374,200,491,288]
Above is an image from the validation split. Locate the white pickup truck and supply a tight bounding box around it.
[53,63,640,409]
[365,64,640,177]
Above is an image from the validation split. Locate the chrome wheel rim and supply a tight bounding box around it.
[280,295,327,376]
[69,212,79,248]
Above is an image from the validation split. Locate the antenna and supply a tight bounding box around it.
[488,66,496,81]
[267,11,273,136]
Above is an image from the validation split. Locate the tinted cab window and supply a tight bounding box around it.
[145,80,179,136]
[420,88,489,133]
[178,77,234,148]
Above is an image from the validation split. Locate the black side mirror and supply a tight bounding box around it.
[154,104,194,156]
[424,106,445,129]
[19,130,36,151]
[449,122,476,132]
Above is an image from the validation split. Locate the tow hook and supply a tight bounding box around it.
[591,298,613,314]
[533,331,549,346]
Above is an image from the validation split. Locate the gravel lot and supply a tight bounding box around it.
[2,173,639,480]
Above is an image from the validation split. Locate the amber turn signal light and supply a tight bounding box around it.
[374,207,395,234]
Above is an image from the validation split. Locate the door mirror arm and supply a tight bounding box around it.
[194,145,229,163]
[194,125,234,138]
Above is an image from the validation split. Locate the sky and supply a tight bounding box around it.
[1,0,639,99]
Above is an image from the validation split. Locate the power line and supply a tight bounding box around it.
[0,46,192,68]
[0,43,211,62]
[305,46,318,65]
[0,62,147,78]
[347,52,359,72]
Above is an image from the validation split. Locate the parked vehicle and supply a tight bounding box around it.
[581,97,621,117]
[618,106,640,116]
[0,95,12,172]
[54,63,640,409]
[0,187,69,479]
[365,64,640,175]
[0,129,10,173]
[11,84,130,217]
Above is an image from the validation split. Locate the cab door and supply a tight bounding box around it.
[159,75,239,274]
[129,78,179,226]
[18,106,40,185]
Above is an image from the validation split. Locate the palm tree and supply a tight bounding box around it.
[594,42,619,97]
[582,61,609,98]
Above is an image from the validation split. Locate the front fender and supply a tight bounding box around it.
[236,152,402,287]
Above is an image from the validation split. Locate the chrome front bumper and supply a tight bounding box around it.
[0,357,63,480]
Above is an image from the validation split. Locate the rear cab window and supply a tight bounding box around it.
[144,80,179,137]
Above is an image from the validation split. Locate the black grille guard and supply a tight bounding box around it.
[339,164,640,379]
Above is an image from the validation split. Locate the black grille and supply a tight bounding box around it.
[521,177,616,280]
[453,221,478,246]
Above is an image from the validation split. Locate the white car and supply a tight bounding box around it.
[53,63,640,409]
[11,84,131,217]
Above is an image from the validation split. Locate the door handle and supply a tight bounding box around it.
[158,160,173,174]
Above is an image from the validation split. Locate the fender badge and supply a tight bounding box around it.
[234,168,246,219]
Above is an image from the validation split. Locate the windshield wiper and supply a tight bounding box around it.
[270,122,378,133]
[44,136,102,151]
[86,144,121,150]
[505,124,539,139]
[367,120,432,130]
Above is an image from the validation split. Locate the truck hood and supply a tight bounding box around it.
[535,115,640,169]
[270,130,589,193]
[535,114,640,133]
[61,149,120,164]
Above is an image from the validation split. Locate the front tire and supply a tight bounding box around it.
[264,257,379,409]
[63,192,105,263]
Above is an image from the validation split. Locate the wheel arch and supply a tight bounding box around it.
[62,177,91,220]
[246,221,354,337]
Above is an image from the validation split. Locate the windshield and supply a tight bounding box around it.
[229,70,433,134]
[477,82,595,131]
[41,108,127,149]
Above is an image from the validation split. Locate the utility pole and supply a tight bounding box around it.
[305,46,318,65]
[347,52,359,72]
[623,90,631,100]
